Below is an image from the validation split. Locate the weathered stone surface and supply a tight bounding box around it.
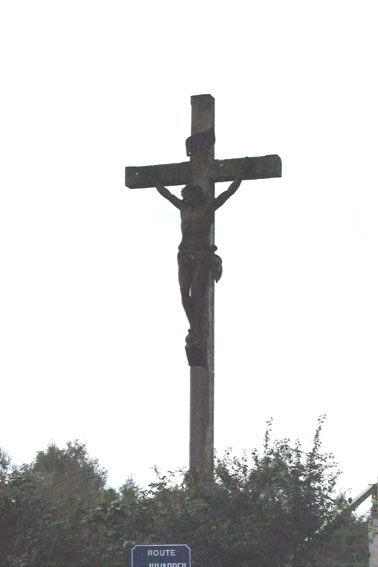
[126,161,191,189]
[187,95,215,477]
[190,365,214,478]
[125,154,281,189]
[212,154,282,182]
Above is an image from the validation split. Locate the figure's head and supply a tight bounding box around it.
[181,184,208,205]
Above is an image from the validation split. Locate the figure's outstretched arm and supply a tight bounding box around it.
[153,176,182,209]
[213,176,242,211]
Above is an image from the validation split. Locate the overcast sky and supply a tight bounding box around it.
[1,1,377,506]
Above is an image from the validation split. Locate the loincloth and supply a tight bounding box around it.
[177,246,223,282]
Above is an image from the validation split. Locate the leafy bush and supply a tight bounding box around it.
[0,419,368,567]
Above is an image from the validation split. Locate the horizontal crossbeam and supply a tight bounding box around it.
[125,154,281,189]
[126,162,190,189]
[213,155,282,182]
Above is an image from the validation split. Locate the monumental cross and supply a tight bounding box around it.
[125,94,281,476]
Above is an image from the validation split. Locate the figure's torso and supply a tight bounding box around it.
[180,202,213,251]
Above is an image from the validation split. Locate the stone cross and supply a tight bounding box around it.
[125,94,281,476]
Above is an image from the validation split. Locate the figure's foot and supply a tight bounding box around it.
[185,331,206,366]
[187,330,204,348]
[186,329,201,346]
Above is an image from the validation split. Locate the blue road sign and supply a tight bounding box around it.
[131,544,191,567]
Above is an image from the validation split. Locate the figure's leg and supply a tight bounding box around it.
[191,262,209,344]
[178,262,194,336]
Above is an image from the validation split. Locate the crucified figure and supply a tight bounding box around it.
[153,176,242,347]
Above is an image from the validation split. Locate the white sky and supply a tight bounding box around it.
[1,0,377,506]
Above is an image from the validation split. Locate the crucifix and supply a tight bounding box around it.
[125,94,281,476]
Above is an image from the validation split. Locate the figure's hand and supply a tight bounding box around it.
[153,174,171,199]
[230,174,242,193]
[152,174,166,195]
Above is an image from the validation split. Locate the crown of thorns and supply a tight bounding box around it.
[182,184,210,202]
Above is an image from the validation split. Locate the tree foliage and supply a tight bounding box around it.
[0,420,369,567]
[0,441,106,566]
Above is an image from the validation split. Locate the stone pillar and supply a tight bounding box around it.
[369,482,378,567]
[189,94,215,478]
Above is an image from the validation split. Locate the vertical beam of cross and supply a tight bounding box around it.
[189,95,215,476]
